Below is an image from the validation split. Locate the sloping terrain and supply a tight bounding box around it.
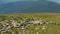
[0,0,60,13]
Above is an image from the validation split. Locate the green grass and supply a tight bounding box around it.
[0,13,60,34]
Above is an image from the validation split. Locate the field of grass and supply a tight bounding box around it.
[0,13,60,34]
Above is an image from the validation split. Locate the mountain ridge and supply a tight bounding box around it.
[0,0,60,14]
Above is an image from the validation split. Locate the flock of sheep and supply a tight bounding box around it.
[0,17,58,34]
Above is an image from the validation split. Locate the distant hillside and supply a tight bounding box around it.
[0,0,60,14]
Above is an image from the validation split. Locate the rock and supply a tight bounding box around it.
[27,31,30,33]
[35,27,39,31]
[42,26,46,30]
[37,32,39,34]
[21,27,24,30]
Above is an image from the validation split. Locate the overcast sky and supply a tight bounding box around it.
[0,0,60,4]
[48,0,60,3]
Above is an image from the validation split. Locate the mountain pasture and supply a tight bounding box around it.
[0,13,60,34]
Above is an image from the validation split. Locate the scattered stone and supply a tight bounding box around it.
[31,31,33,32]
[0,17,58,34]
[42,26,47,32]
[23,32,25,34]
[21,27,24,30]
[37,32,39,34]
[27,31,30,33]
[35,27,39,31]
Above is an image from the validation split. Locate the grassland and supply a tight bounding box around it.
[0,13,60,34]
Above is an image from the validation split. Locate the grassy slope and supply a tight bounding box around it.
[0,13,60,34]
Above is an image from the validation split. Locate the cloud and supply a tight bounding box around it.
[0,0,21,4]
[0,0,39,4]
[48,0,60,3]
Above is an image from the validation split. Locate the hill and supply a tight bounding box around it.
[0,0,60,13]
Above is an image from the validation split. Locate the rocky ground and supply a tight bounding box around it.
[0,17,59,34]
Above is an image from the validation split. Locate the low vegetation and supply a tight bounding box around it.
[0,13,60,34]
